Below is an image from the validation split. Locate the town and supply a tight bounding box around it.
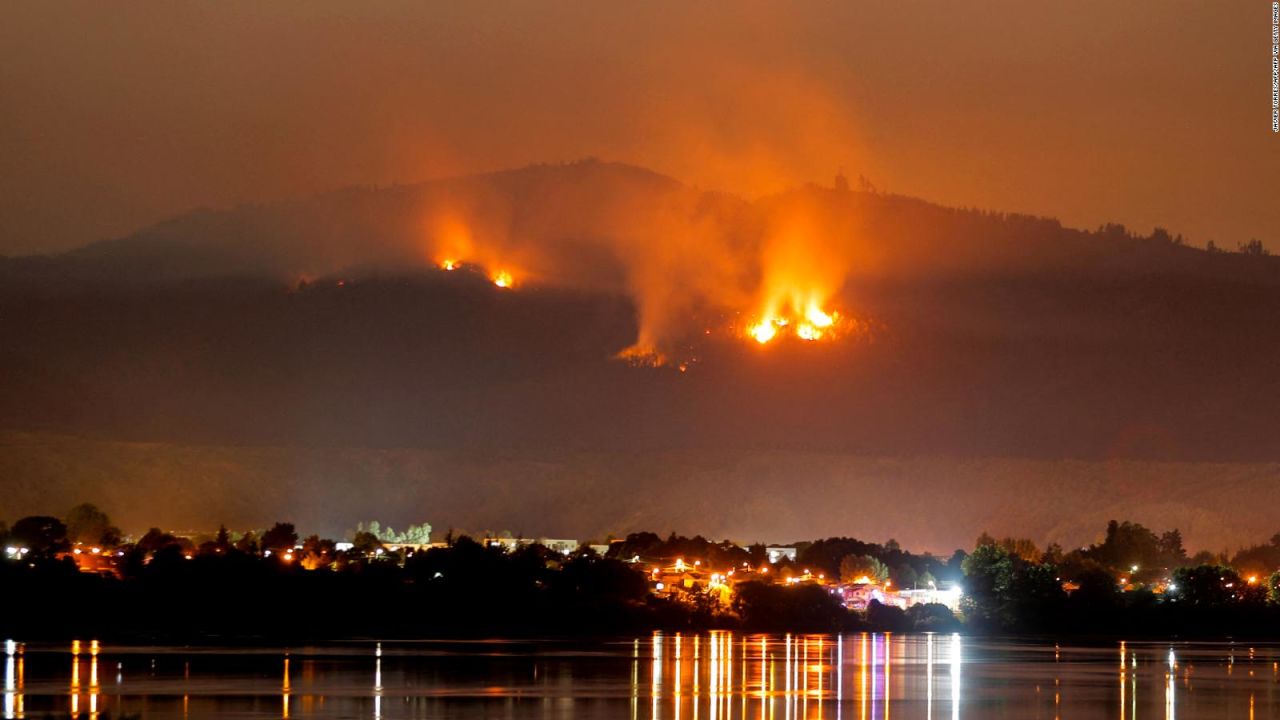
[5,506,1280,640]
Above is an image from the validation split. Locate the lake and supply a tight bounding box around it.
[4,634,1277,718]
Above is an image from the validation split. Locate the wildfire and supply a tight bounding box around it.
[426,201,862,365]
[617,345,666,367]
[749,321,778,344]
[746,302,842,344]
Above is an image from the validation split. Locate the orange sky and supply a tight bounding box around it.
[1,0,1275,255]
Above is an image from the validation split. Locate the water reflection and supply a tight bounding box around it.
[634,632,960,720]
[0,635,1277,718]
[4,640,22,719]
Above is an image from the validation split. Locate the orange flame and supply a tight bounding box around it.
[425,181,860,363]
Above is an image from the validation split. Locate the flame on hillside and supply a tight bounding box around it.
[743,206,851,346]
[747,301,842,344]
[420,173,864,366]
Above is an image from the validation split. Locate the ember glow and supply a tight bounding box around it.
[491,270,514,289]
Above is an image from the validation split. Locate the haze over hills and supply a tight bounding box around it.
[3,160,1279,551]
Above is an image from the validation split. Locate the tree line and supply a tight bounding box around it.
[10,507,1280,640]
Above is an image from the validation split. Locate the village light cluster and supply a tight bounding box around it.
[636,552,963,614]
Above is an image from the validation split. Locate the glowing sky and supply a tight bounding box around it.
[1,1,1275,256]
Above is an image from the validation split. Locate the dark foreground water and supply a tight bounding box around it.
[4,634,1279,719]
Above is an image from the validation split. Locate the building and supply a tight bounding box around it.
[766,547,797,563]
[483,537,580,555]
[838,580,963,612]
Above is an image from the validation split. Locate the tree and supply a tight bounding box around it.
[136,527,183,555]
[351,520,432,545]
[976,533,1039,562]
[64,503,121,547]
[1085,520,1182,575]
[1239,238,1269,256]
[1157,530,1186,564]
[731,581,847,632]
[1267,571,1280,606]
[234,530,259,554]
[214,525,232,552]
[261,522,299,552]
[891,563,919,589]
[10,516,69,555]
[1189,549,1222,566]
[1069,566,1121,609]
[906,603,959,632]
[300,534,336,570]
[960,544,1016,627]
[1229,536,1280,577]
[352,530,383,555]
[1170,565,1242,607]
[998,537,1041,563]
[396,522,432,545]
[1041,543,1065,565]
[866,600,907,631]
[839,554,889,584]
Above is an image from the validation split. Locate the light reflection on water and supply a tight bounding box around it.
[4,633,1280,718]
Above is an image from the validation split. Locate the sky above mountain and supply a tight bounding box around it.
[1,1,1275,257]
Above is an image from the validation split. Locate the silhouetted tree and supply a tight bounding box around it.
[10,516,69,555]
[261,522,298,552]
[234,530,259,554]
[731,581,846,632]
[352,530,383,555]
[64,503,121,547]
[1085,520,1184,577]
[961,544,1016,628]
[1239,239,1269,256]
[136,527,182,555]
[1267,571,1280,605]
[891,563,918,588]
[1069,565,1122,609]
[906,603,959,632]
[1169,565,1242,607]
[1158,530,1186,563]
[866,599,907,631]
[214,525,232,552]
